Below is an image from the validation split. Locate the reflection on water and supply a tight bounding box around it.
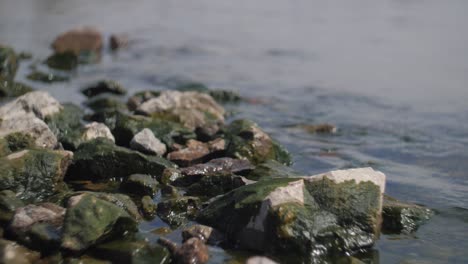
[1,0,468,262]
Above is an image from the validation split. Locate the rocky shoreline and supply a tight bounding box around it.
[0,28,433,264]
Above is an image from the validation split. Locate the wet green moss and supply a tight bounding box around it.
[45,103,84,150]
[382,195,433,234]
[45,51,78,70]
[0,190,24,224]
[246,160,300,181]
[26,71,69,83]
[4,132,35,152]
[157,196,201,227]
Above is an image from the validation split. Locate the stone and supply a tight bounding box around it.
[0,190,24,224]
[81,80,127,98]
[174,82,241,104]
[2,132,35,152]
[225,119,291,165]
[181,157,254,178]
[121,174,158,197]
[158,237,209,264]
[382,195,433,234]
[0,116,58,149]
[52,27,103,55]
[0,149,72,203]
[127,91,161,111]
[135,91,225,130]
[186,174,253,198]
[82,122,115,143]
[157,197,201,227]
[167,138,225,167]
[0,82,34,98]
[26,70,69,83]
[197,168,386,261]
[45,51,79,70]
[0,239,40,264]
[182,225,224,245]
[246,160,300,181]
[160,168,184,186]
[92,239,171,264]
[61,193,138,252]
[0,45,18,82]
[84,95,127,112]
[246,256,279,264]
[45,103,85,150]
[66,138,174,181]
[84,192,141,221]
[109,34,129,50]
[141,196,157,219]
[130,128,167,156]
[295,123,337,134]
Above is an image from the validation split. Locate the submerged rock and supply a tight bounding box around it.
[52,27,103,55]
[294,123,337,134]
[61,193,138,252]
[0,239,40,264]
[167,138,225,167]
[135,90,225,130]
[81,80,127,98]
[186,174,252,198]
[109,34,129,50]
[130,128,167,156]
[158,237,209,264]
[225,119,291,165]
[0,45,18,81]
[382,195,433,234]
[197,167,386,261]
[157,197,201,227]
[66,138,174,181]
[45,51,79,71]
[82,122,115,143]
[92,239,171,264]
[0,149,72,203]
[26,71,69,83]
[121,174,158,197]
[84,95,127,112]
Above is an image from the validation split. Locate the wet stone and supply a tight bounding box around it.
[167,138,225,167]
[52,26,103,55]
[130,128,167,156]
[45,51,79,71]
[127,91,161,111]
[26,70,69,83]
[121,174,158,197]
[0,190,25,224]
[0,81,34,98]
[159,237,209,264]
[382,195,433,234]
[157,197,201,227]
[81,80,127,98]
[186,174,252,198]
[84,95,127,112]
[181,157,254,178]
[246,159,300,181]
[92,239,171,264]
[295,123,337,134]
[45,103,85,150]
[141,195,157,219]
[182,225,224,245]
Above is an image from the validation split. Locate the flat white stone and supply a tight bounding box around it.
[82,122,115,143]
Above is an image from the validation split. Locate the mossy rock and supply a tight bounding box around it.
[45,103,85,150]
[81,80,127,98]
[3,132,35,152]
[0,238,41,264]
[121,174,159,197]
[0,190,24,225]
[111,111,196,147]
[0,149,72,203]
[225,119,292,165]
[61,193,138,252]
[246,160,301,181]
[382,195,433,234]
[141,196,157,219]
[66,138,175,181]
[0,81,34,98]
[157,196,201,227]
[26,71,69,83]
[0,45,18,81]
[186,174,249,198]
[45,51,78,71]
[175,82,241,104]
[84,95,127,112]
[91,239,171,264]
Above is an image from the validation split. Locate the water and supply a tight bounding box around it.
[1,0,468,263]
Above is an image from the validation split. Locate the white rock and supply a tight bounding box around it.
[136,91,225,129]
[82,122,115,143]
[9,203,66,231]
[0,91,62,120]
[246,256,279,264]
[130,128,167,155]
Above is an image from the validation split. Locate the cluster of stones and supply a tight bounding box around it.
[0,31,433,264]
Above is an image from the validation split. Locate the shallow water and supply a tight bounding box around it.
[1,0,468,263]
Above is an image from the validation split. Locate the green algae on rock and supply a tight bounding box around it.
[66,138,174,181]
[84,95,127,112]
[91,239,171,264]
[3,132,35,153]
[26,70,69,83]
[157,196,201,227]
[0,149,72,203]
[141,195,157,219]
[61,193,138,252]
[81,80,127,98]
[246,159,301,181]
[0,190,24,224]
[0,45,18,82]
[45,51,79,71]
[197,168,386,261]
[0,81,34,98]
[225,119,292,165]
[186,174,252,198]
[382,195,433,234]
[121,174,159,197]
[45,103,85,150]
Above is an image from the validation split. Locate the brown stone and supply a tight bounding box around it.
[52,26,103,55]
[167,138,225,167]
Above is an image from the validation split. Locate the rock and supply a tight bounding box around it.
[130,128,167,156]
[92,239,171,264]
[0,82,34,98]
[157,197,201,227]
[84,95,127,112]
[174,82,241,104]
[246,160,300,181]
[127,91,161,111]
[295,123,337,134]
[195,123,221,141]
[45,51,79,70]
[109,34,129,50]
[197,167,386,261]
[81,80,127,98]
[135,91,225,130]
[382,195,433,234]
[0,149,72,203]
[52,27,103,55]
[182,225,224,245]
[0,239,40,264]
[121,174,158,197]
[158,237,209,264]
[0,45,18,82]
[0,116,58,149]
[141,196,157,219]
[45,103,85,150]
[85,192,141,221]
[167,138,225,167]
[160,184,180,198]
[246,256,279,264]
[0,190,24,224]
[186,174,253,197]
[61,193,138,252]
[2,132,35,152]
[160,168,184,186]
[108,111,196,147]
[82,122,115,143]
[225,119,291,165]
[66,138,174,181]
[26,70,69,83]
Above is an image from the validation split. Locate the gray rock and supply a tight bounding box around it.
[130,128,166,156]
[136,91,225,130]
[246,256,279,264]
[9,203,65,233]
[82,122,115,143]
